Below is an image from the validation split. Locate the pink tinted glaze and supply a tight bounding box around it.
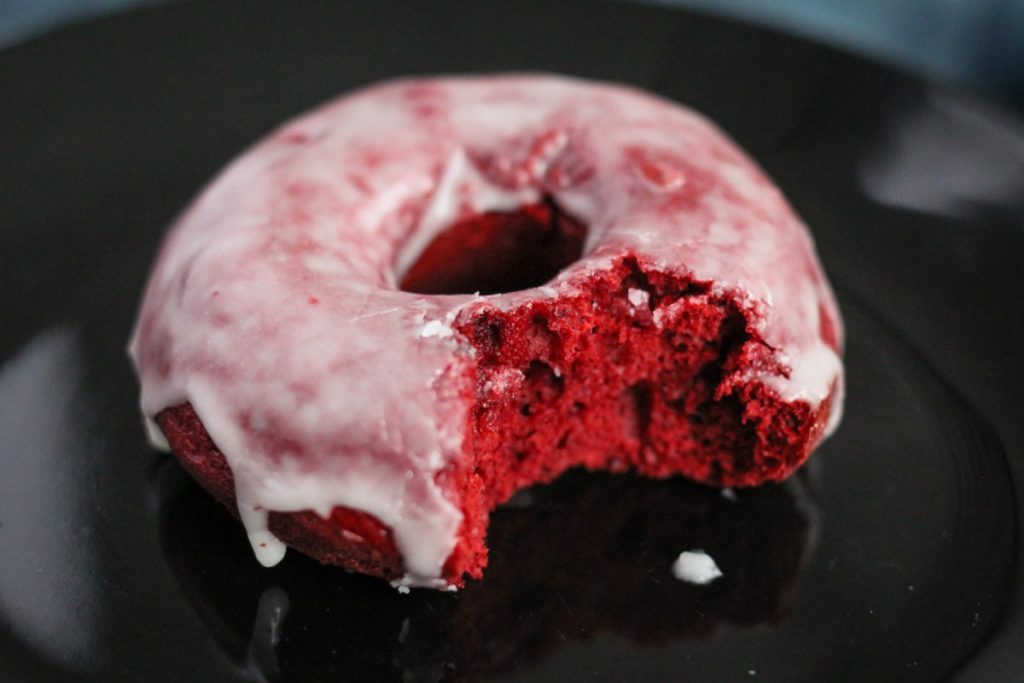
[129,75,843,586]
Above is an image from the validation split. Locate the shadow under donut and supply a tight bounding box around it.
[152,460,817,681]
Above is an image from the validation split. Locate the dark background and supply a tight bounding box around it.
[3,0,1024,113]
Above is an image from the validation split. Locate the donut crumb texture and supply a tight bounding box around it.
[439,254,828,582]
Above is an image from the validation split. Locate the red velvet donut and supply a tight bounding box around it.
[130,75,843,589]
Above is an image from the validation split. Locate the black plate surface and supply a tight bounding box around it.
[2,1,1023,681]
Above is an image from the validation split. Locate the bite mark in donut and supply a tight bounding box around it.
[131,75,844,589]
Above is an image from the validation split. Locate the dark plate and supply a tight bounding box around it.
[2,1,1023,681]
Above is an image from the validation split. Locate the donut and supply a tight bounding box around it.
[130,74,844,589]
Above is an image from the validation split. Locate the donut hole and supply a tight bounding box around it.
[398,198,587,295]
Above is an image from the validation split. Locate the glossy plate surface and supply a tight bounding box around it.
[1,1,1022,681]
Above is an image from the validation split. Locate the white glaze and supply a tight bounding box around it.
[672,550,724,585]
[418,319,454,340]
[627,287,650,309]
[129,75,844,587]
[144,416,170,452]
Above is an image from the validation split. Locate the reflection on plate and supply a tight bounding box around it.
[154,460,817,681]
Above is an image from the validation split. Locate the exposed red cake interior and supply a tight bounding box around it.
[157,202,833,587]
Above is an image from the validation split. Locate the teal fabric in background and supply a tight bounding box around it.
[644,0,1024,108]
[2,0,1023,110]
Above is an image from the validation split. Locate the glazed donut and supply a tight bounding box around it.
[130,74,843,589]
